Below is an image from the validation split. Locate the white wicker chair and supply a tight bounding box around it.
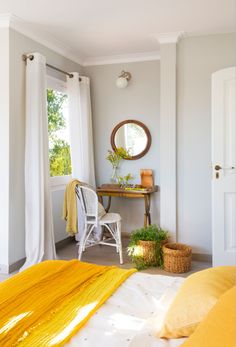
[75,185,123,264]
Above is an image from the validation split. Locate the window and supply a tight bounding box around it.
[47,76,71,188]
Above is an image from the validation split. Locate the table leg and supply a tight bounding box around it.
[144,195,151,227]
[105,196,112,213]
[144,215,147,227]
[98,195,112,213]
[98,195,103,204]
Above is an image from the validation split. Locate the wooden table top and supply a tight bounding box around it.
[97,184,158,195]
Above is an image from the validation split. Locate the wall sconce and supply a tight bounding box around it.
[116,71,132,88]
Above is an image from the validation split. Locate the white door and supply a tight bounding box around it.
[212,67,236,266]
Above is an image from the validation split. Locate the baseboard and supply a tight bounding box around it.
[9,258,26,273]
[0,258,26,274]
[122,232,131,239]
[192,253,212,263]
[4,238,74,274]
[55,237,74,249]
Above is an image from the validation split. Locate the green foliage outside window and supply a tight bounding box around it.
[47,89,72,176]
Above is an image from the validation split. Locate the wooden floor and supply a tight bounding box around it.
[0,237,211,282]
[57,237,211,277]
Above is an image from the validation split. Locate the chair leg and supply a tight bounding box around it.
[78,224,87,260]
[116,223,119,253]
[117,220,123,264]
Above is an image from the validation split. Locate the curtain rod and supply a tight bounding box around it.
[22,54,82,81]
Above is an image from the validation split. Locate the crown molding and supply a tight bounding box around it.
[0,13,160,66]
[0,13,84,66]
[0,13,11,27]
[153,31,185,44]
[2,14,232,67]
[83,51,160,66]
[187,29,236,38]
[0,14,160,66]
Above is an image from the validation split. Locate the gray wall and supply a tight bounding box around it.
[85,32,236,255]
[4,29,236,268]
[9,29,82,265]
[0,28,10,270]
[84,61,160,233]
[177,32,236,254]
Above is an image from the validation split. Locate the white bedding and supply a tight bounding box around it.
[66,272,187,347]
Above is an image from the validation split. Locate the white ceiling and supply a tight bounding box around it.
[0,0,235,65]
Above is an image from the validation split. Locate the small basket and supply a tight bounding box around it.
[162,243,192,273]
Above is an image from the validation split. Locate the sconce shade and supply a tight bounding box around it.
[116,77,128,88]
[116,70,131,88]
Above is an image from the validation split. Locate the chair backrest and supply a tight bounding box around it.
[75,184,98,225]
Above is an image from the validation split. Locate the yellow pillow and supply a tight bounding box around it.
[180,286,236,347]
[158,266,236,338]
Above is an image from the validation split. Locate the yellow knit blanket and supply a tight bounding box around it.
[62,179,80,235]
[0,260,136,346]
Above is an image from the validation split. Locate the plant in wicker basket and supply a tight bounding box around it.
[127,224,168,270]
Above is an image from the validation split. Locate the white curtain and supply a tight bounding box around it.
[67,73,95,186]
[67,73,99,241]
[21,52,56,271]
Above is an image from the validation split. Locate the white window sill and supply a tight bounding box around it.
[50,175,71,191]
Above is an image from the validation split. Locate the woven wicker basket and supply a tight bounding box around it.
[137,239,168,266]
[138,240,157,265]
[162,243,192,273]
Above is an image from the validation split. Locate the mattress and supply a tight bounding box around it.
[66,272,187,347]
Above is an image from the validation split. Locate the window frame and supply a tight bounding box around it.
[46,75,71,191]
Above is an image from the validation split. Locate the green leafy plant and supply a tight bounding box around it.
[47,89,71,177]
[127,224,168,270]
[117,173,134,187]
[106,147,131,183]
[106,147,131,168]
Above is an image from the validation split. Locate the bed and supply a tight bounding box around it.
[66,271,186,347]
[0,260,186,347]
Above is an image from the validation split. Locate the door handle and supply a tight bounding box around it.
[214,164,235,171]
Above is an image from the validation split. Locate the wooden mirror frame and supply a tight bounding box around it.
[110,119,151,160]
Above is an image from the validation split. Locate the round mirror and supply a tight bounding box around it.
[111,120,151,160]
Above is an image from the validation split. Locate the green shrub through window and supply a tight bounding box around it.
[47,89,72,177]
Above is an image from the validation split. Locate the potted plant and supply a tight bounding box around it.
[127,224,168,270]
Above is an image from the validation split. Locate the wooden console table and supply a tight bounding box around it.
[97,184,158,227]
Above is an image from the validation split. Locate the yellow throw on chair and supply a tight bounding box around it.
[0,260,136,347]
[63,179,81,235]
